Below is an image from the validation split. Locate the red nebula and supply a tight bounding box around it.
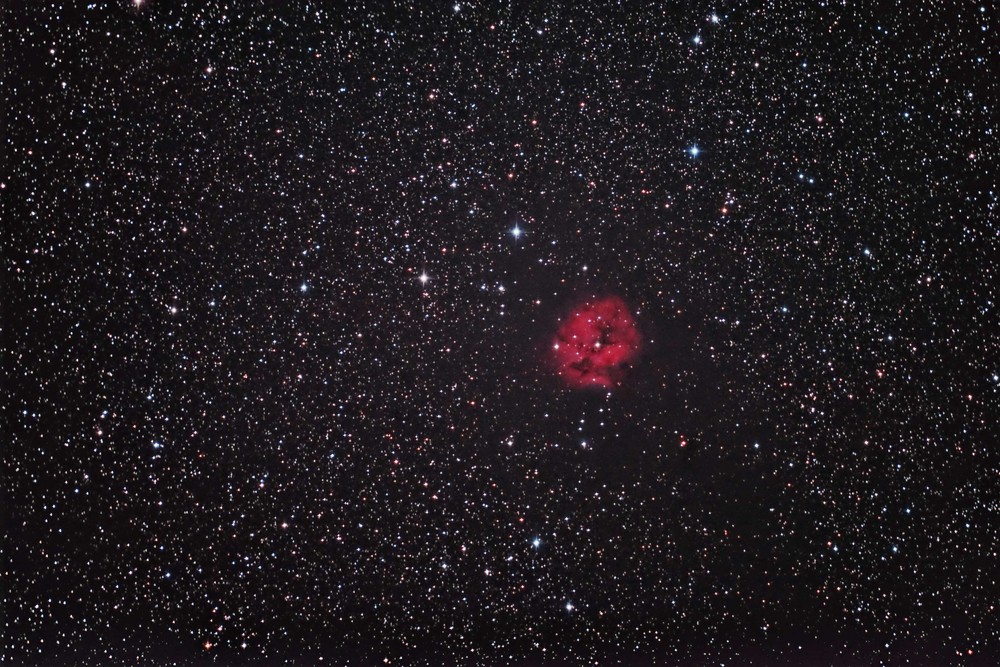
[552,296,641,388]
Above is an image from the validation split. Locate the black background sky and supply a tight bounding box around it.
[5,1,998,665]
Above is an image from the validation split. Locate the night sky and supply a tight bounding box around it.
[5,2,998,665]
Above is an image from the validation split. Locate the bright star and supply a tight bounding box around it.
[511,225,522,239]
[689,145,700,157]
[418,272,429,285]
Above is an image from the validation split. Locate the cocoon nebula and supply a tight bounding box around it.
[552,295,641,389]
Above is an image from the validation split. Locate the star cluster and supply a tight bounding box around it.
[5,2,997,665]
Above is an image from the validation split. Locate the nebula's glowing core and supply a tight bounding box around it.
[552,296,641,388]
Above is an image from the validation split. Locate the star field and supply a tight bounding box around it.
[5,2,998,666]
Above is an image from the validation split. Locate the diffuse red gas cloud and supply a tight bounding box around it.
[552,295,641,389]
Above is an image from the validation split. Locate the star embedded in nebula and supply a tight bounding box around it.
[552,295,641,389]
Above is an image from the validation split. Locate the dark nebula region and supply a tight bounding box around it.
[552,296,641,389]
